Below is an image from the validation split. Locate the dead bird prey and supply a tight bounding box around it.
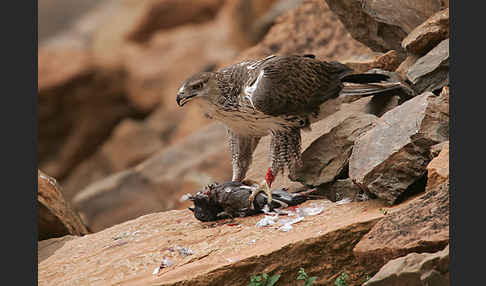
[188,181,309,222]
[177,54,409,206]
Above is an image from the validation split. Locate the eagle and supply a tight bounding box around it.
[176,54,407,206]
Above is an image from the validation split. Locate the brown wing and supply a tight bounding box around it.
[246,55,352,116]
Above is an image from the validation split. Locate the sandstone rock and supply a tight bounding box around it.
[38,0,100,43]
[342,50,403,73]
[223,0,371,67]
[225,0,302,48]
[426,141,449,192]
[349,91,449,204]
[72,123,232,232]
[354,180,449,271]
[126,0,226,43]
[39,198,394,285]
[38,170,89,241]
[324,0,445,54]
[429,140,449,158]
[38,46,144,181]
[364,245,449,286]
[407,38,449,94]
[395,54,420,80]
[402,9,449,56]
[290,114,379,186]
[62,108,182,201]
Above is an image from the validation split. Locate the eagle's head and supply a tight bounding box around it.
[176,72,217,107]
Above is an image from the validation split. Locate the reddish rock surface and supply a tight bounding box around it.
[38,46,144,181]
[426,141,449,192]
[364,245,449,286]
[353,180,449,272]
[342,50,403,73]
[39,198,402,286]
[324,0,445,54]
[225,0,371,66]
[402,8,449,56]
[126,0,227,43]
[38,170,89,241]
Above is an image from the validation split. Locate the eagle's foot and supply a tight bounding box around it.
[248,179,273,209]
[248,168,275,209]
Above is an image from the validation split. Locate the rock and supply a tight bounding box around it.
[402,9,449,56]
[226,0,301,48]
[315,178,366,202]
[364,245,449,286]
[125,0,226,43]
[426,141,449,192]
[349,91,449,204]
[38,0,100,43]
[38,198,397,286]
[324,0,445,54]
[353,180,449,272]
[72,123,232,232]
[407,38,449,94]
[290,114,379,186]
[429,140,449,158]
[38,46,144,181]
[62,108,182,201]
[223,0,372,67]
[395,54,420,80]
[38,170,89,241]
[342,50,403,73]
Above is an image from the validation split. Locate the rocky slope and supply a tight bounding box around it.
[38,0,450,285]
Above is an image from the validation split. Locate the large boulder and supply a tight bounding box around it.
[364,245,449,286]
[349,89,449,204]
[353,180,449,272]
[38,170,89,241]
[323,0,447,54]
[39,198,395,286]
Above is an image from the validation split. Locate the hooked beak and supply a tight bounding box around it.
[176,92,196,107]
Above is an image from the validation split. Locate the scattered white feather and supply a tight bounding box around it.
[256,215,278,227]
[336,197,352,205]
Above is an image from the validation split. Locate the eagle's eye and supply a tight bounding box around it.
[192,82,203,90]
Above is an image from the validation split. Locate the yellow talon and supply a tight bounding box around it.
[249,180,273,209]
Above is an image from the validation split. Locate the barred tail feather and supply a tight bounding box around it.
[340,82,405,97]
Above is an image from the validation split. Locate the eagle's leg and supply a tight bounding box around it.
[227,127,261,182]
[249,128,302,208]
[248,168,275,209]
